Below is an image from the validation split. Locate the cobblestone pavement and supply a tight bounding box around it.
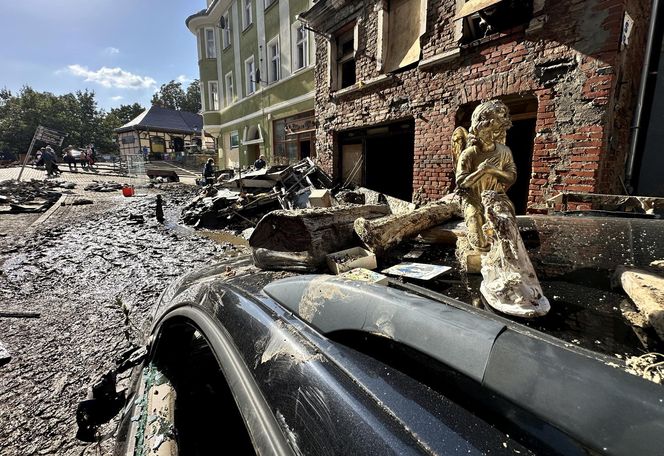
[0,174,240,455]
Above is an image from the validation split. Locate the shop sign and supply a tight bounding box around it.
[285,117,315,135]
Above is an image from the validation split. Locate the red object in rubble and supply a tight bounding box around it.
[122,186,134,197]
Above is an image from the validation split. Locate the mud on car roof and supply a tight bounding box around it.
[83,254,664,456]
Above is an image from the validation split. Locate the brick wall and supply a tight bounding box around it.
[312,0,650,209]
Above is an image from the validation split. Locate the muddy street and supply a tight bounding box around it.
[0,183,243,455]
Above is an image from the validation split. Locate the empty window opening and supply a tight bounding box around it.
[335,24,356,89]
[339,120,415,202]
[457,0,534,44]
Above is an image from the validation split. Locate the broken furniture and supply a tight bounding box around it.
[181,158,335,230]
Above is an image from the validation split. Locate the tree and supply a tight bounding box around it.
[151,79,201,113]
[0,85,140,156]
[151,80,186,110]
[106,103,145,127]
[182,79,201,113]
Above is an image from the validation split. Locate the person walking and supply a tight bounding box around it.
[63,146,77,172]
[42,147,57,178]
[86,145,95,171]
[202,158,215,185]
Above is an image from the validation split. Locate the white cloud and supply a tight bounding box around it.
[176,74,193,84]
[104,47,120,55]
[111,95,124,101]
[66,65,156,89]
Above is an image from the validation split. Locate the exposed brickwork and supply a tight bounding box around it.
[310,0,650,209]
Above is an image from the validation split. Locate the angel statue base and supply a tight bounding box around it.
[453,100,550,318]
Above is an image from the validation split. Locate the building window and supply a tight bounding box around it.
[245,56,256,95]
[335,24,356,89]
[457,0,533,44]
[230,130,240,148]
[222,11,232,49]
[242,0,253,30]
[292,23,308,72]
[267,37,280,84]
[273,111,316,165]
[264,0,276,9]
[208,81,219,111]
[225,72,234,105]
[205,27,216,58]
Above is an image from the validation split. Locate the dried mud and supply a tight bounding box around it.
[0,185,243,455]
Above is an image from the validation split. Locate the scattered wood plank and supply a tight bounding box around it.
[0,311,41,318]
[615,265,664,340]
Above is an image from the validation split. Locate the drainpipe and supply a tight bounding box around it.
[625,0,660,193]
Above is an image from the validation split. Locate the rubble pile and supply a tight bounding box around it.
[181,158,334,230]
[84,181,124,192]
[0,179,70,213]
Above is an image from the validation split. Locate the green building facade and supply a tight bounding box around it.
[186,0,316,169]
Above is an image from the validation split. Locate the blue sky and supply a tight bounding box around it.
[0,0,204,111]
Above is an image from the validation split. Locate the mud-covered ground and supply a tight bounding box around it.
[0,184,244,455]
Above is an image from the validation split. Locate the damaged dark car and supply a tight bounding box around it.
[80,220,664,455]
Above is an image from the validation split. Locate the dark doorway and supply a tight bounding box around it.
[506,118,536,214]
[300,140,311,159]
[339,120,415,201]
[246,144,260,165]
[173,137,184,152]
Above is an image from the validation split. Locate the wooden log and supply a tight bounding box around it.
[249,205,390,272]
[615,265,664,340]
[354,199,460,255]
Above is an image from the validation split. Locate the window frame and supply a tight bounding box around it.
[245,55,256,96]
[208,80,219,111]
[267,36,280,84]
[204,27,217,59]
[242,0,253,30]
[292,23,308,72]
[224,72,234,106]
[335,23,356,90]
[230,130,240,149]
[222,10,232,49]
[264,0,277,9]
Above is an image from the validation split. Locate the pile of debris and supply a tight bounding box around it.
[84,181,124,192]
[181,158,334,229]
[0,179,72,213]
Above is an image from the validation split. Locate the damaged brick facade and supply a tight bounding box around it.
[305,0,651,210]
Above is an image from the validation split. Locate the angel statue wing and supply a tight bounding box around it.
[451,126,468,171]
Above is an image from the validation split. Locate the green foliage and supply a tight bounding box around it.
[151,79,201,113]
[0,86,145,156]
